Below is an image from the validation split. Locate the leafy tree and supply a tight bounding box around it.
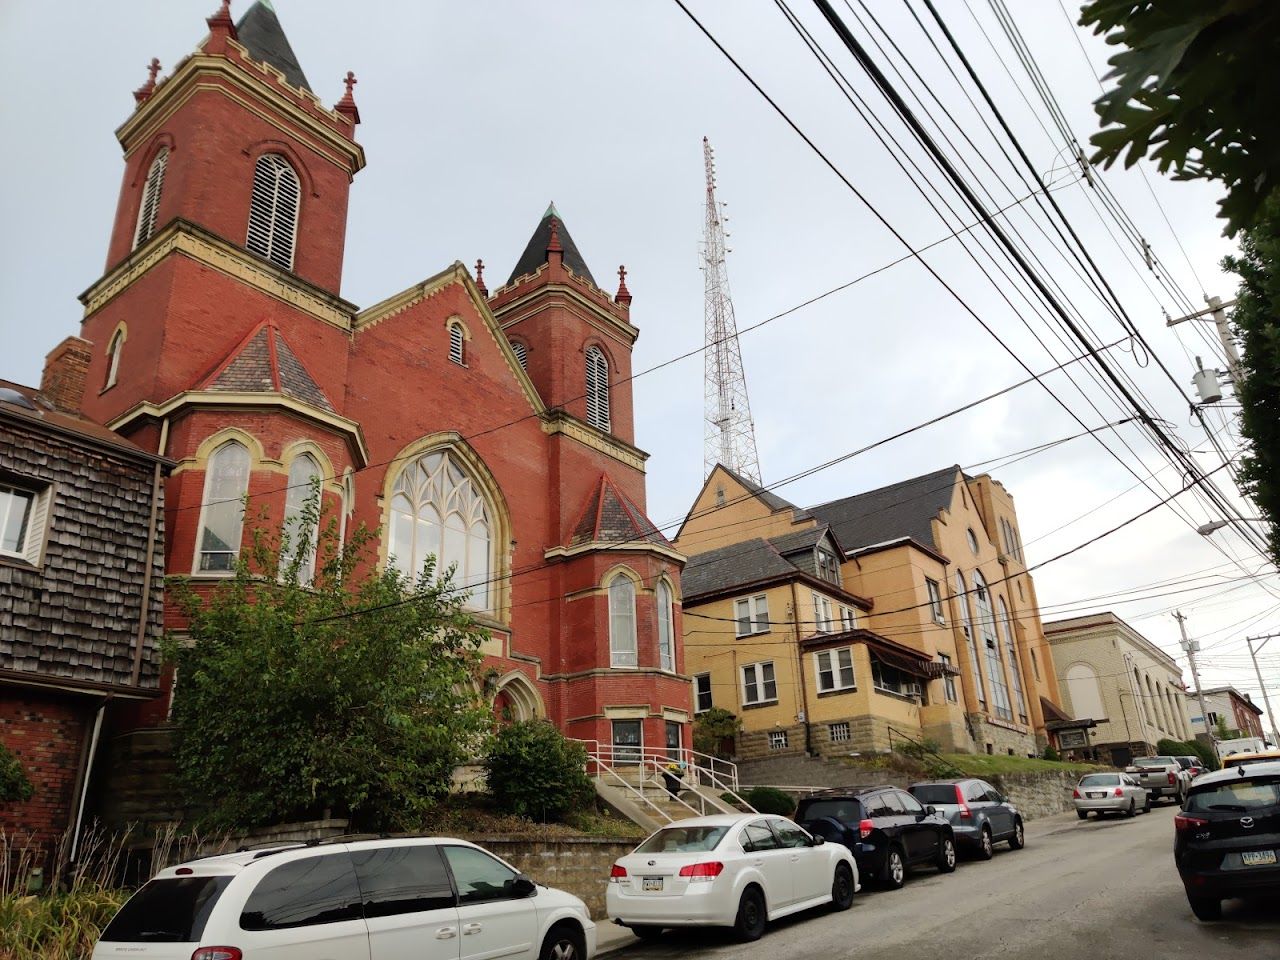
[0,741,33,804]
[482,720,594,821]
[165,493,492,831]
[1081,0,1280,236]
[1221,196,1280,565]
[693,707,741,760]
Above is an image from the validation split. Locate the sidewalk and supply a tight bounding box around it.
[596,921,639,956]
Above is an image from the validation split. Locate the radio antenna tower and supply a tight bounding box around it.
[701,137,761,483]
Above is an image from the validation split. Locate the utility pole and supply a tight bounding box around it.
[1245,633,1280,746]
[700,137,761,484]
[1175,611,1215,750]
[1167,295,1243,384]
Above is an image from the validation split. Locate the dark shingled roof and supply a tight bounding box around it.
[201,322,335,412]
[767,527,827,557]
[712,463,808,517]
[507,203,597,286]
[682,539,798,600]
[236,1,312,92]
[569,475,669,548]
[808,466,960,555]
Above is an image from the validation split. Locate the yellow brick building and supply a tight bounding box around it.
[676,465,1066,759]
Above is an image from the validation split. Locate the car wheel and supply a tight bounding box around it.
[1076,810,1088,821]
[734,886,767,942]
[630,925,664,941]
[882,846,907,889]
[1143,795,1151,813]
[1125,799,1136,818]
[1188,895,1222,922]
[977,825,994,860]
[831,862,855,911]
[540,922,586,960]
[936,836,957,873]
[1009,818,1025,850]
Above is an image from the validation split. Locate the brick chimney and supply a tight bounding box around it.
[40,336,93,413]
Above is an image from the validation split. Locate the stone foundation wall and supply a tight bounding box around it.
[471,837,638,919]
[736,722,808,762]
[987,770,1080,821]
[970,716,1038,759]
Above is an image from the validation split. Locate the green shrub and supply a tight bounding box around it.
[483,720,594,821]
[895,736,942,761]
[693,708,741,759]
[1042,744,1060,762]
[0,741,34,804]
[1158,737,1218,771]
[745,786,795,815]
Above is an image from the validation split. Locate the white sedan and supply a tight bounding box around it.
[606,814,858,942]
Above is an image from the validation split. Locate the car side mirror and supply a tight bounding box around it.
[810,835,825,846]
[925,805,937,816]
[509,874,536,898]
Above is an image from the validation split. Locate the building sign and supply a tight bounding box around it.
[1058,729,1088,750]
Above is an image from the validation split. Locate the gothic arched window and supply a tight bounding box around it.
[998,598,1027,723]
[388,450,492,610]
[656,580,675,672]
[133,148,168,249]
[585,346,610,431]
[282,453,322,584]
[608,573,638,667]
[974,571,1012,721]
[246,154,301,269]
[956,571,985,706]
[104,326,126,390]
[196,440,250,572]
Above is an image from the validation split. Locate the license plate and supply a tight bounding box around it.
[1088,792,1104,799]
[643,877,664,891]
[1242,850,1277,867]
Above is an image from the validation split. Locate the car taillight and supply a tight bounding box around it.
[1174,814,1208,833]
[609,864,628,883]
[1072,787,1081,799]
[1114,787,1124,797]
[1167,772,1176,785]
[191,949,242,960]
[955,785,972,819]
[859,818,874,839]
[678,861,724,881]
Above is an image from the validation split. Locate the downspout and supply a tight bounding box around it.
[790,582,814,756]
[68,699,107,866]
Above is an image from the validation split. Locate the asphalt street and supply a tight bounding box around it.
[603,805,1280,960]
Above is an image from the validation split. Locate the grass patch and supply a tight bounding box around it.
[938,753,1105,777]
[0,886,127,960]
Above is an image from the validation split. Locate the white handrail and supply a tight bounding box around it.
[572,739,740,791]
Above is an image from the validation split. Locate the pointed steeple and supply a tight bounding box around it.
[235,0,312,92]
[506,203,597,286]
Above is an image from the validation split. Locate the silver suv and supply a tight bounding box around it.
[908,779,1025,860]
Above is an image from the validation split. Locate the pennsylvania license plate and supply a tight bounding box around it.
[1088,793,1104,799]
[1242,850,1277,867]
[643,877,664,891]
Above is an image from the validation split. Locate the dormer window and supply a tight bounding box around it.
[449,323,465,365]
[585,346,610,431]
[133,148,168,249]
[816,546,841,585]
[246,154,300,270]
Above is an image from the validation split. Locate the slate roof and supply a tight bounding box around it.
[507,203,597,286]
[767,527,827,557]
[236,0,311,92]
[808,466,960,555]
[200,322,335,412]
[568,475,669,548]
[716,464,805,515]
[681,538,798,600]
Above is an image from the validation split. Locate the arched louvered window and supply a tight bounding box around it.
[585,346,610,431]
[656,580,675,672]
[133,148,168,249]
[511,340,528,370]
[104,327,125,390]
[281,453,322,585]
[197,440,250,572]
[246,154,301,270]
[609,573,637,667]
[998,598,1027,723]
[388,450,492,610]
[449,323,465,365]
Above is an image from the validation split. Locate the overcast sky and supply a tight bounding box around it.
[2,1,1277,734]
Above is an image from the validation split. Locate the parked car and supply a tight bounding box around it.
[606,814,856,943]
[1126,756,1191,805]
[1072,772,1150,819]
[907,779,1025,859]
[1222,748,1280,770]
[94,836,595,960]
[794,786,956,890]
[1174,756,1208,779]
[1174,759,1280,921]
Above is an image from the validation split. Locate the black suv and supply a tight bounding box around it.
[795,786,955,890]
[1174,760,1280,921]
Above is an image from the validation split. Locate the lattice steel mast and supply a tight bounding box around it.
[701,137,761,483]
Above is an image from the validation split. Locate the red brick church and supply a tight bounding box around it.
[65,1,689,760]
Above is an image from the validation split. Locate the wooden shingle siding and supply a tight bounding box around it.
[0,418,165,691]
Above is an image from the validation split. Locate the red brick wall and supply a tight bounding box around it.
[0,691,93,854]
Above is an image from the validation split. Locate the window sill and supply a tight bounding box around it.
[741,699,779,711]
[817,686,858,699]
[735,629,771,639]
[872,686,920,704]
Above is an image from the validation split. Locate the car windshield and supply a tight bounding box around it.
[1186,776,1280,813]
[1133,757,1174,767]
[635,826,730,854]
[911,785,960,805]
[100,875,233,942]
[1080,774,1119,787]
[796,799,861,823]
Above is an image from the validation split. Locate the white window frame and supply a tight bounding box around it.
[104,327,125,390]
[926,577,945,623]
[585,346,611,431]
[816,546,841,585]
[694,673,713,713]
[734,594,769,636]
[0,481,51,566]
[656,580,675,672]
[812,593,834,634]
[511,340,528,370]
[769,730,789,751]
[741,661,777,706]
[133,148,168,249]
[839,604,857,631]
[194,440,251,574]
[246,154,301,270]
[449,323,465,365]
[281,453,322,585]
[940,653,958,702]
[608,574,638,668]
[814,647,856,693]
[829,721,851,744]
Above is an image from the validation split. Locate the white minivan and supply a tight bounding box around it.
[93,836,595,960]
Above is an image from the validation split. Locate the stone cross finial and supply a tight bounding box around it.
[343,71,357,96]
[615,264,633,306]
[475,259,488,297]
[134,57,163,103]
